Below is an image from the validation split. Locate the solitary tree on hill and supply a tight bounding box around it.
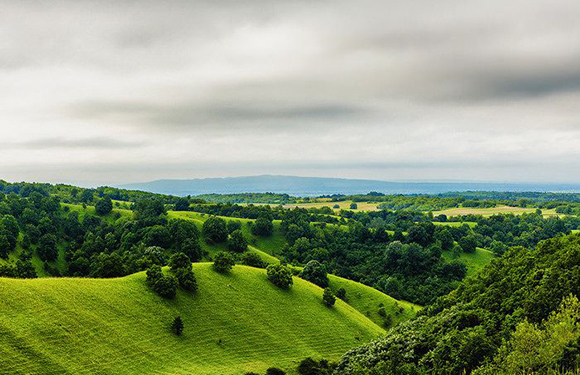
[171,316,184,336]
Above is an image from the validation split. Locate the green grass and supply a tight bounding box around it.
[0,264,384,375]
[328,275,420,328]
[442,247,495,277]
[432,206,561,218]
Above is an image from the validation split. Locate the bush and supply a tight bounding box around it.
[267,264,293,289]
[146,265,163,285]
[169,252,191,270]
[171,316,184,336]
[266,368,286,375]
[227,230,248,253]
[227,220,242,234]
[37,234,58,262]
[251,216,274,236]
[173,267,197,292]
[95,196,113,216]
[323,288,336,307]
[335,287,347,300]
[459,235,478,253]
[240,252,267,268]
[299,260,328,288]
[213,252,235,273]
[202,216,228,244]
[349,203,358,209]
[182,238,203,262]
[153,275,178,299]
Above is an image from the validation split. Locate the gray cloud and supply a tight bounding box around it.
[1,0,580,184]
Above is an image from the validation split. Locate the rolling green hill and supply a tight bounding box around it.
[0,263,384,375]
[441,247,495,276]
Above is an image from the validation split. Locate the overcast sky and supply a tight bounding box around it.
[2,0,580,185]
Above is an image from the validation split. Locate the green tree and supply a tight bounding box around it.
[459,234,478,253]
[171,316,184,336]
[203,216,228,244]
[323,288,336,307]
[299,260,328,288]
[95,196,113,216]
[251,216,274,236]
[437,229,454,251]
[182,238,203,262]
[153,275,178,299]
[266,264,293,289]
[169,252,191,270]
[227,230,248,253]
[37,234,58,261]
[213,252,235,273]
[349,203,358,210]
[173,267,197,292]
[174,198,190,211]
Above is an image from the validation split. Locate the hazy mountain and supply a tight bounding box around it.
[118,175,580,196]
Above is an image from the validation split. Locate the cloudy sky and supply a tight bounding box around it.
[2,0,580,185]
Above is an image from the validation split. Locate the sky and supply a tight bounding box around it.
[2,0,580,186]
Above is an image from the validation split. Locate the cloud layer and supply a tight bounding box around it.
[1,0,580,185]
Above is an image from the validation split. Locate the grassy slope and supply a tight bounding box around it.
[442,247,495,277]
[0,264,383,375]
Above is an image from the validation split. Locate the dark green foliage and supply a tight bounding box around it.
[240,252,267,268]
[169,252,191,270]
[299,260,328,288]
[146,265,163,285]
[152,275,178,299]
[437,228,454,250]
[226,220,242,234]
[335,287,347,300]
[91,252,126,278]
[171,316,184,336]
[133,198,166,220]
[322,288,335,307]
[349,203,358,209]
[0,235,10,259]
[173,268,197,292]
[251,216,274,236]
[174,197,190,211]
[95,196,113,216]
[213,251,235,273]
[202,216,228,244]
[266,264,293,289]
[181,238,203,262]
[227,230,248,253]
[337,234,580,375]
[459,234,477,253]
[297,357,335,375]
[265,368,286,375]
[38,234,58,261]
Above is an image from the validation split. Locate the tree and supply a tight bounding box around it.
[227,230,248,253]
[227,220,242,234]
[266,264,293,289]
[173,267,197,292]
[169,252,191,270]
[299,260,328,288]
[37,234,58,261]
[182,238,203,262]
[240,252,267,268]
[95,196,113,216]
[153,275,178,299]
[91,252,126,278]
[146,265,163,285]
[336,287,347,300]
[203,216,228,244]
[213,252,235,273]
[133,198,166,220]
[323,288,336,307]
[251,216,274,236]
[459,234,478,253]
[437,229,455,251]
[174,198,190,211]
[0,235,10,259]
[171,316,184,336]
[349,203,358,210]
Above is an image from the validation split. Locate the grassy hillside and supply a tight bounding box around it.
[442,247,495,276]
[0,264,384,375]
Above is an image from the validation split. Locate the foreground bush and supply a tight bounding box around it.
[213,252,235,273]
[266,264,293,289]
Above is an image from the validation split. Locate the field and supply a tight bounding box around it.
[0,264,385,375]
[282,200,380,212]
[433,205,559,218]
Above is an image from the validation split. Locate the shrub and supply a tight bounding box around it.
[171,316,184,336]
[37,234,58,262]
[299,260,328,288]
[267,264,293,289]
[213,252,235,273]
[266,368,286,375]
[182,238,203,262]
[146,265,163,285]
[173,267,197,292]
[227,220,242,234]
[227,230,248,253]
[459,234,478,253]
[240,252,267,268]
[169,252,191,270]
[349,203,358,209]
[323,288,336,307]
[95,196,113,216]
[202,216,228,244]
[153,275,178,299]
[335,287,347,300]
[251,216,274,236]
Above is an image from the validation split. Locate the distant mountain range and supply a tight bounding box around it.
[117,175,580,197]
